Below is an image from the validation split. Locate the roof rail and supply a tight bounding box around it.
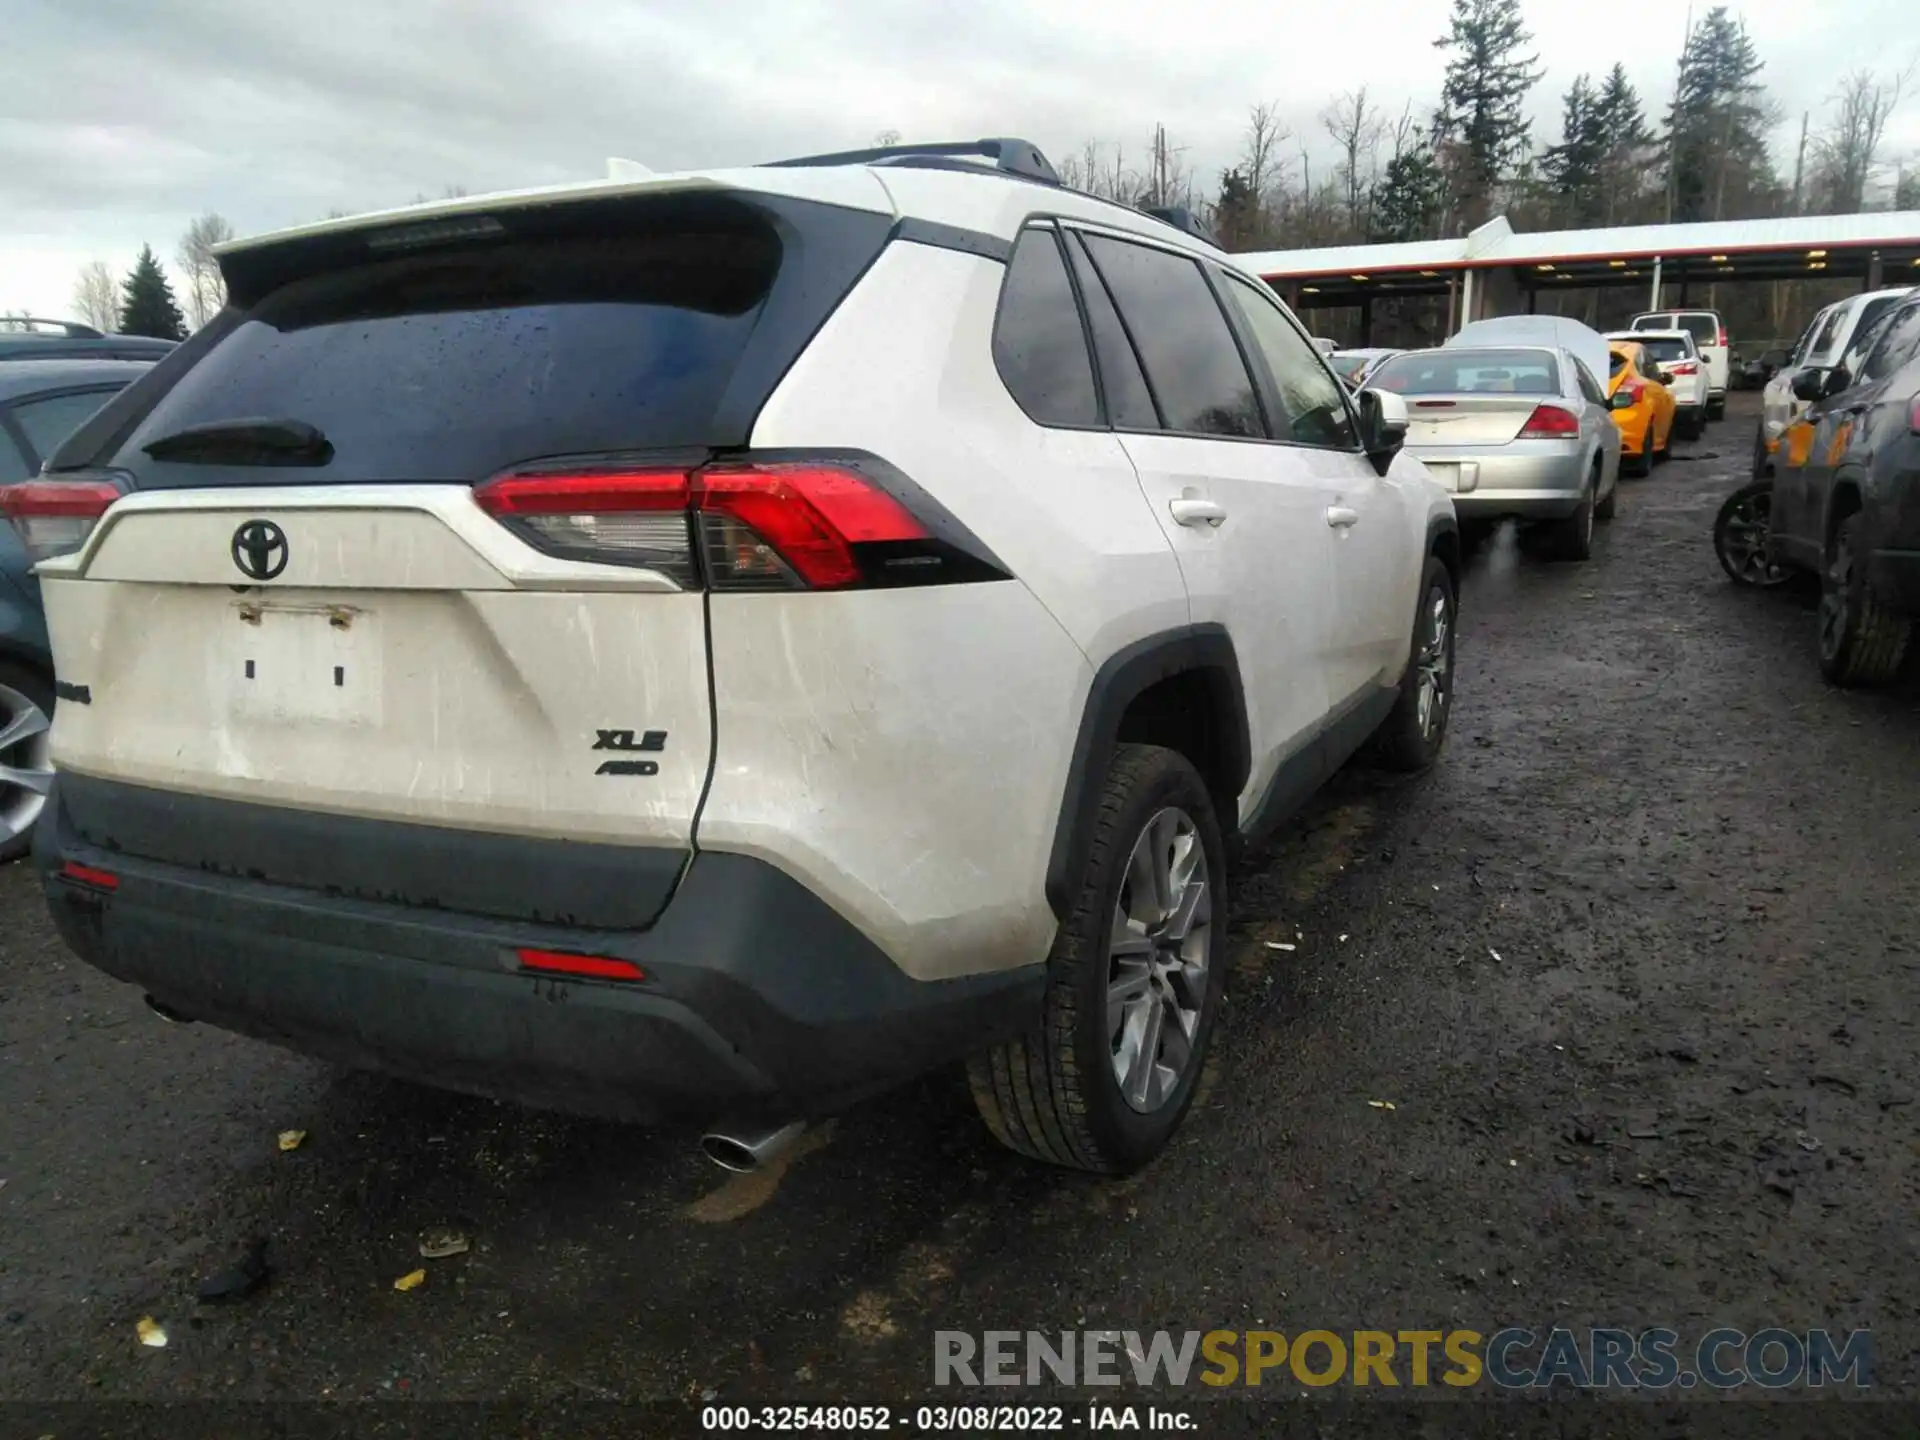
[0,317,105,338]
[1138,205,1215,245]
[765,137,1061,187]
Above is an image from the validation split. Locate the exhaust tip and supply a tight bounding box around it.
[143,994,196,1025]
[699,1134,763,1174]
[698,1119,807,1174]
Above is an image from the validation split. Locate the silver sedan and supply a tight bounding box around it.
[1362,345,1621,561]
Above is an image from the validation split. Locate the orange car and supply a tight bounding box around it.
[1607,341,1676,476]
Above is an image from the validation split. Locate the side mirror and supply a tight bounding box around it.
[1790,367,1828,402]
[1823,366,1853,400]
[1359,388,1408,474]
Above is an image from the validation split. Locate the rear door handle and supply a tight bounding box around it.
[1169,497,1227,528]
[1326,505,1360,528]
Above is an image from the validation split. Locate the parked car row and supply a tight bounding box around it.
[1718,286,1920,688]
[0,139,1462,1177]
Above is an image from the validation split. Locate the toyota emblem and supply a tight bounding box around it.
[231,519,289,581]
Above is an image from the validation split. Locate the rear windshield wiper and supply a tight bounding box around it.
[142,418,333,466]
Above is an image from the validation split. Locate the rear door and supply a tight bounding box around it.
[1067,227,1335,825]
[1675,313,1727,394]
[26,194,890,925]
[1215,270,1415,703]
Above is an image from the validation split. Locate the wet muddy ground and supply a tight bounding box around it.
[4,393,1917,1430]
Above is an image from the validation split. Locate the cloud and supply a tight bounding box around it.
[3,0,1913,316]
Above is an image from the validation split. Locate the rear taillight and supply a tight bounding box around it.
[1718,327,1729,348]
[516,947,644,983]
[473,459,960,592]
[1611,383,1642,410]
[0,477,124,562]
[1518,404,1581,439]
[60,861,120,892]
[1672,361,1699,376]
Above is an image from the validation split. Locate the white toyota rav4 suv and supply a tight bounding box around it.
[5,138,1459,1174]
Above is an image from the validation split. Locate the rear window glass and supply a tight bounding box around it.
[1678,314,1719,345]
[11,388,123,462]
[1636,337,1693,363]
[116,230,782,484]
[1329,354,1369,381]
[1845,295,1903,355]
[1368,349,1560,396]
[1607,351,1630,375]
[1630,315,1669,331]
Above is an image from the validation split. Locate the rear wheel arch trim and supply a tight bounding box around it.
[1044,624,1250,922]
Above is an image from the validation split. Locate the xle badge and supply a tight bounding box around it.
[594,728,667,777]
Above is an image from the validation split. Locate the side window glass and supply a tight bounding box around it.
[1079,234,1264,439]
[1572,360,1606,406]
[0,425,29,484]
[1221,274,1357,448]
[991,227,1099,429]
[1810,307,1847,360]
[10,390,120,462]
[1860,304,1920,385]
[1061,232,1159,430]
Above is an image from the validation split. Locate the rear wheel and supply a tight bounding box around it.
[1707,394,1726,422]
[1818,513,1912,686]
[1628,421,1654,477]
[1368,556,1457,772]
[970,744,1226,1173]
[1655,413,1673,463]
[1713,481,1792,589]
[1542,470,1596,561]
[0,661,55,864]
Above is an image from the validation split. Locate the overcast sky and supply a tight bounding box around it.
[4,0,1917,319]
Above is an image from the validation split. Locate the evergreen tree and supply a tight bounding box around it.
[118,246,187,341]
[1541,75,1606,224]
[1592,63,1657,225]
[1371,140,1447,242]
[1432,0,1542,223]
[1663,7,1776,222]
[1212,168,1263,251]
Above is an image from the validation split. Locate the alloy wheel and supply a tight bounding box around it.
[0,682,54,849]
[1820,527,1855,662]
[1416,583,1452,738]
[1107,806,1212,1114]
[1718,488,1790,587]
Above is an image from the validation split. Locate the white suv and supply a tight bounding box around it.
[1629,309,1729,419]
[1755,287,1914,479]
[5,139,1459,1175]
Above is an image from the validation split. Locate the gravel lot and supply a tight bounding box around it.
[4,393,1918,1428]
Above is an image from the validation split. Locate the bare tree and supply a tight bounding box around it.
[73,260,119,332]
[1241,102,1290,208]
[1321,87,1384,237]
[871,129,902,148]
[1142,123,1193,209]
[1810,64,1915,212]
[176,213,235,330]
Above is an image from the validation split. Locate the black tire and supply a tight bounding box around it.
[1707,396,1726,422]
[1749,421,1771,481]
[970,744,1226,1174]
[1713,480,1793,589]
[1595,470,1617,519]
[0,659,55,865]
[1627,422,1654,477]
[1654,416,1673,463]
[1541,470,1596,561]
[1368,555,1457,773]
[1818,512,1912,687]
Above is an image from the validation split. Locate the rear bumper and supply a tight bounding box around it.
[35,779,1043,1125]
[1409,445,1588,521]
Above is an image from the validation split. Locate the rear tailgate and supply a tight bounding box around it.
[24,185,894,926]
